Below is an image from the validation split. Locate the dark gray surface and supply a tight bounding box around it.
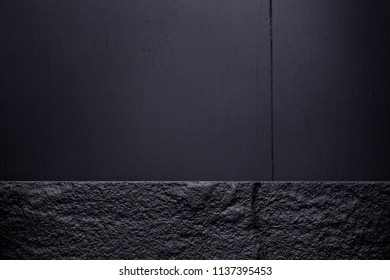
[273,0,390,180]
[1,181,389,259]
[0,0,271,181]
[1,1,390,181]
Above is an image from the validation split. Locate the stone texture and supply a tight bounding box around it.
[254,182,390,259]
[0,181,389,259]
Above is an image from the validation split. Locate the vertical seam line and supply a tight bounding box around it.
[269,0,274,181]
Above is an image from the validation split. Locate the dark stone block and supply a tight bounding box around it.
[0,182,389,259]
[254,182,390,259]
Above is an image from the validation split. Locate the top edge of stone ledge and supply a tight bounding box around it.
[0,181,389,183]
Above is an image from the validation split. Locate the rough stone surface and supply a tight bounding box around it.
[254,182,390,259]
[0,182,389,259]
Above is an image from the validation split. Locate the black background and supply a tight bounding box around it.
[1,0,389,181]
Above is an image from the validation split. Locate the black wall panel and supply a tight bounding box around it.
[273,0,390,180]
[0,1,272,180]
[1,1,390,180]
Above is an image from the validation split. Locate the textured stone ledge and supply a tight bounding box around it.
[0,182,389,259]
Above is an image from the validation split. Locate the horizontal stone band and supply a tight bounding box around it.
[1,182,389,259]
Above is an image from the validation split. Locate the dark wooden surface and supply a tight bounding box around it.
[273,0,390,180]
[0,0,271,180]
[1,1,389,180]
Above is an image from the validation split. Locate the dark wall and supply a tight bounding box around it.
[273,0,390,180]
[1,0,389,180]
[0,0,272,181]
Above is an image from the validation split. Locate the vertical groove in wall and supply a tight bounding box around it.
[0,77,4,179]
[0,51,4,179]
[269,0,274,180]
[0,79,6,180]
